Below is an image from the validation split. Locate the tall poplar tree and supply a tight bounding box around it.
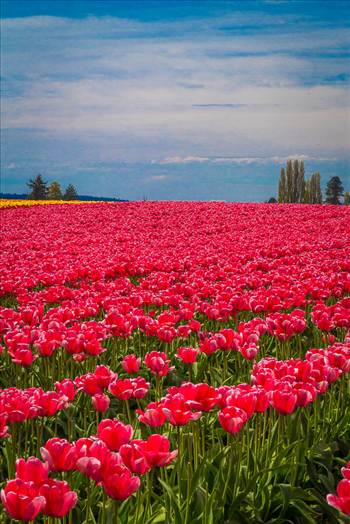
[278,167,286,203]
[292,159,300,203]
[298,161,305,203]
[304,179,311,203]
[313,172,322,204]
[286,160,293,203]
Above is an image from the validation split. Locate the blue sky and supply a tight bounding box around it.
[1,0,349,200]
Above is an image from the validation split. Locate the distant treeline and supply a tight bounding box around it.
[0,193,127,202]
[1,174,127,202]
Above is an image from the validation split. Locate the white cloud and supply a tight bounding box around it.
[1,13,349,161]
[152,154,338,165]
[149,175,169,181]
[154,156,210,164]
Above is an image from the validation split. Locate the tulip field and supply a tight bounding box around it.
[1,201,350,523]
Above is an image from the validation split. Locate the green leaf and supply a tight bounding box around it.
[158,477,183,524]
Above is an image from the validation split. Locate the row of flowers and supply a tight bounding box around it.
[2,300,350,368]
[1,421,177,521]
[2,336,349,439]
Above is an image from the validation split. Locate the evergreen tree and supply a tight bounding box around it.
[27,174,48,200]
[63,184,78,200]
[325,176,343,205]
[47,181,63,200]
[278,167,286,203]
[344,191,350,205]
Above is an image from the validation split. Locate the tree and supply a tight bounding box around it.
[312,172,322,204]
[278,167,286,203]
[304,172,322,204]
[267,197,277,203]
[278,159,306,203]
[325,176,344,205]
[47,181,63,200]
[286,160,293,203]
[63,184,78,200]
[298,160,305,203]
[292,159,300,203]
[344,191,350,205]
[27,174,48,200]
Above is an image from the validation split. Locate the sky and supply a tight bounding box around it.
[1,0,350,201]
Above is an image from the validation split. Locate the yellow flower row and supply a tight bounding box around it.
[0,200,98,209]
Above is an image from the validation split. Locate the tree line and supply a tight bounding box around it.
[276,160,349,205]
[27,175,78,200]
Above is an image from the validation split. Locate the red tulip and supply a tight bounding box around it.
[141,434,178,467]
[122,354,141,374]
[1,478,46,521]
[327,479,350,515]
[144,351,174,377]
[102,464,140,500]
[35,391,69,417]
[92,393,110,412]
[130,376,150,399]
[119,441,151,475]
[168,383,218,412]
[161,394,202,426]
[75,439,116,483]
[0,413,8,438]
[294,383,317,407]
[269,384,297,415]
[341,461,350,480]
[218,406,248,434]
[15,457,49,484]
[54,379,76,401]
[97,418,133,451]
[226,390,256,418]
[41,438,77,472]
[254,388,269,413]
[39,479,77,518]
[108,378,134,400]
[136,402,169,427]
[176,347,199,364]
